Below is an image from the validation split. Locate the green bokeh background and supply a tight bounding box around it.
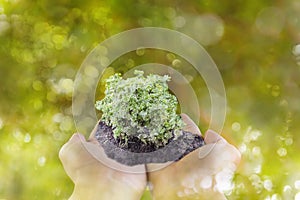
[0,0,300,199]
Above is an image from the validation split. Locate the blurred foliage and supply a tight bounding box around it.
[0,0,300,199]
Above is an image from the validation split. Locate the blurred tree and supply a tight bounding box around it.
[0,0,300,199]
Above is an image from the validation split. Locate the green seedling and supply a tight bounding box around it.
[95,70,184,148]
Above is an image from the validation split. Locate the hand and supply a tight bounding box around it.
[147,114,241,200]
[59,123,147,200]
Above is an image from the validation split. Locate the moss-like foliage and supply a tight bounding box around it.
[95,70,184,147]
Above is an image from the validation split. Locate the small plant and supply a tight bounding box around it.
[95,70,184,148]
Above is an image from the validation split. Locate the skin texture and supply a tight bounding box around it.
[59,114,240,200]
[147,114,241,200]
[59,124,147,200]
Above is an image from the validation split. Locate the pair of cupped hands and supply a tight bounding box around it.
[59,114,241,200]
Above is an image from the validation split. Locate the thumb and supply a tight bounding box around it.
[204,130,227,144]
[88,120,101,144]
[59,133,93,181]
[180,113,202,135]
[59,133,87,162]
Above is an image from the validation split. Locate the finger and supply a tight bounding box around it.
[59,133,86,160]
[204,130,227,144]
[180,113,202,135]
[202,130,241,165]
[59,133,90,180]
[69,133,86,143]
[197,144,241,171]
[182,131,238,163]
[59,133,87,162]
[88,120,101,144]
[197,130,227,159]
[86,121,148,173]
[181,141,240,173]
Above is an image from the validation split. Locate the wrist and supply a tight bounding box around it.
[72,171,146,200]
[71,182,145,200]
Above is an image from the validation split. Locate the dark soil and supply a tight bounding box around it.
[95,121,205,166]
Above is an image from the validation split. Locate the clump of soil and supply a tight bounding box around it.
[95,121,205,166]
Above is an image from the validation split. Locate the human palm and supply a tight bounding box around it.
[147,114,241,200]
[59,126,147,200]
[59,114,240,200]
